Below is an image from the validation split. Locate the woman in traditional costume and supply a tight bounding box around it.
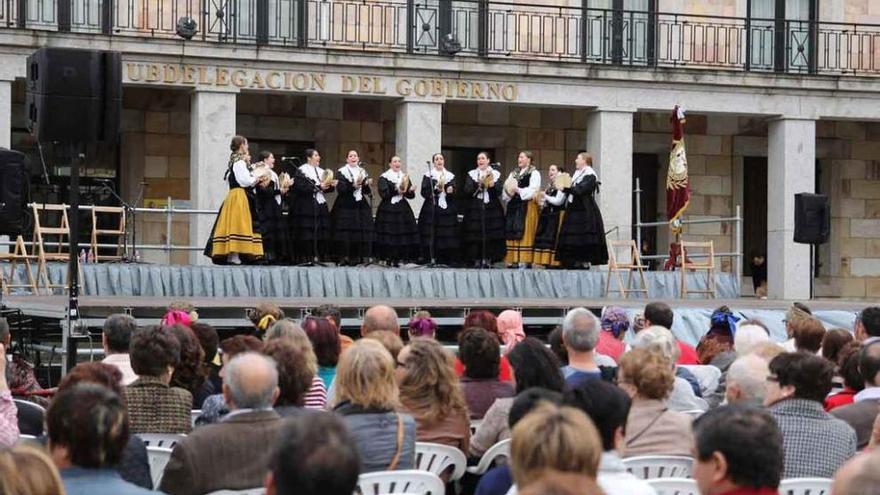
[289,148,335,264]
[461,151,505,267]
[556,152,609,268]
[533,164,568,268]
[503,151,541,268]
[204,135,264,265]
[418,153,458,265]
[253,150,291,264]
[332,150,374,265]
[374,155,419,266]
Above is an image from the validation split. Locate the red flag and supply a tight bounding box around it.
[666,105,690,234]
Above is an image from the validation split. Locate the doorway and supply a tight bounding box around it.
[633,153,659,269]
[742,156,768,276]
[441,147,496,191]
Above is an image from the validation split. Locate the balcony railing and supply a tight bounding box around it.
[2,0,879,76]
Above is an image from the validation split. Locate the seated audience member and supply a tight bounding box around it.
[782,302,813,351]
[0,444,66,495]
[855,306,880,343]
[457,310,513,381]
[497,310,527,354]
[265,413,360,495]
[618,348,695,457]
[1,317,46,404]
[407,315,438,340]
[825,342,864,412]
[0,342,19,448]
[58,363,152,489]
[517,471,605,495]
[160,353,284,495]
[470,337,565,457]
[692,405,784,495]
[166,324,212,409]
[631,326,708,411]
[303,315,341,389]
[190,322,222,393]
[247,303,285,337]
[596,306,629,362]
[734,323,771,356]
[475,388,564,495]
[561,308,615,387]
[458,327,516,419]
[564,381,657,495]
[315,304,352,352]
[509,402,602,494]
[751,341,786,362]
[197,334,265,424]
[832,450,880,495]
[361,304,400,336]
[823,328,855,367]
[547,326,568,365]
[643,301,699,365]
[398,339,470,453]
[101,314,139,385]
[48,384,153,495]
[124,326,192,434]
[364,330,405,361]
[792,317,826,354]
[765,352,856,478]
[265,320,327,409]
[696,306,739,366]
[263,339,315,417]
[725,354,769,407]
[832,340,880,449]
[333,339,416,473]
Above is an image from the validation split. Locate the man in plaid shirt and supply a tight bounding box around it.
[765,352,857,479]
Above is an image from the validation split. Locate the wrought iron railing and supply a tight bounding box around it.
[2,0,879,75]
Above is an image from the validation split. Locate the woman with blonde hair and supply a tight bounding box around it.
[618,348,695,457]
[0,445,66,495]
[398,339,471,452]
[333,339,416,473]
[556,152,608,269]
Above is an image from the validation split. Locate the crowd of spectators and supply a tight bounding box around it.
[0,302,879,495]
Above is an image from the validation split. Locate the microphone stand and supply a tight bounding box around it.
[294,158,324,267]
[359,161,377,267]
[474,172,488,269]
[97,181,134,262]
[419,160,446,268]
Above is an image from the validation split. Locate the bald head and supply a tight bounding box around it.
[361,305,400,336]
[222,352,279,410]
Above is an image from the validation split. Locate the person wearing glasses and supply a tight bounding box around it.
[855,307,880,343]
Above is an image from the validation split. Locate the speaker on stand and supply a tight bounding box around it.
[793,193,830,300]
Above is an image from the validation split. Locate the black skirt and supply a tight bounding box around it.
[287,177,332,262]
[331,173,374,261]
[461,177,506,262]
[374,177,420,263]
[418,175,459,263]
[556,201,609,265]
[534,205,563,250]
[254,183,289,263]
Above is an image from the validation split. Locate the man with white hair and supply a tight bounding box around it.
[632,326,708,411]
[561,308,613,387]
[734,324,771,356]
[725,354,769,407]
[161,352,283,495]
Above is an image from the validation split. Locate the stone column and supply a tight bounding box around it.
[395,99,443,216]
[586,109,634,242]
[190,89,237,265]
[767,117,816,300]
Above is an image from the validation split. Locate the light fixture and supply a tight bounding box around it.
[440,33,462,56]
[176,16,197,40]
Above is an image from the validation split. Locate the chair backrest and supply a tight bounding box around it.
[14,399,46,436]
[146,446,173,488]
[623,455,694,480]
[778,477,833,495]
[466,438,511,475]
[680,241,715,269]
[647,478,700,495]
[607,239,644,268]
[138,433,187,448]
[414,442,467,481]
[679,365,722,397]
[679,409,705,420]
[356,470,445,495]
[191,410,202,427]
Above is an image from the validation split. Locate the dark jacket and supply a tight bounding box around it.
[124,376,192,434]
[334,402,417,473]
[831,398,880,449]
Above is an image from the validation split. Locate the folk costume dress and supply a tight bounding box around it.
[418,168,459,264]
[331,163,374,263]
[204,153,263,263]
[556,166,609,267]
[533,185,566,267]
[288,163,333,263]
[374,169,420,264]
[254,167,289,263]
[503,166,541,266]
[461,167,506,264]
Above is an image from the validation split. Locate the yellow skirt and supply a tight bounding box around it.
[210,188,264,258]
[533,211,565,267]
[505,201,540,265]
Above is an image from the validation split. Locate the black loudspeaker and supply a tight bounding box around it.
[25,47,121,143]
[0,148,29,236]
[794,193,830,244]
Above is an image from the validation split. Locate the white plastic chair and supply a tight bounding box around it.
[138,433,187,449]
[414,442,467,481]
[778,478,833,495]
[623,455,694,480]
[146,446,173,488]
[191,410,202,427]
[466,438,511,475]
[679,365,722,397]
[469,419,482,436]
[680,409,705,420]
[648,478,700,495]
[356,470,445,495]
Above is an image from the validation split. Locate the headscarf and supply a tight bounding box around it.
[408,317,438,338]
[161,310,193,328]
[497,310,526,354]
[709,307,741,337]
[600,306,630,339]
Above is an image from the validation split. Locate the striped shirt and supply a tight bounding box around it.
[304,376,327,410]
